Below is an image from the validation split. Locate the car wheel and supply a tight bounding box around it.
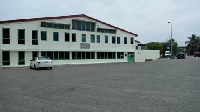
[50,67,52,70]
[30,65,32,69]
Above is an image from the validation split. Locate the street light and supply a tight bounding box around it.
[168,21,173,58]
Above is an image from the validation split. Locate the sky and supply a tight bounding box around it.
[1,0,200,46]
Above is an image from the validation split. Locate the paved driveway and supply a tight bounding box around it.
[0,56,200,112]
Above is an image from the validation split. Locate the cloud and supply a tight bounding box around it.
[1,0,200,46]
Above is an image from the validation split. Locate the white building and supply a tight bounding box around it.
[0,14,140,68]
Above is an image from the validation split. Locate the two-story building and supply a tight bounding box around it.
[0,14,138,68]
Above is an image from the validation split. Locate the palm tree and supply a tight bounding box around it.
[185,34,200,55]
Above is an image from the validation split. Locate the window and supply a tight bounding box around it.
[117,37,120,44]
[77,21,81,30]
[72,20,95,32]
[97,28,116,34]
[2,28,10,44]
[41,51,70,60]
[72,52,95,60]
[105,36,108,43]
[90,23,95,32]
[91,35,95,43]
[82,22,86,30]
[97,35,100,43]
[41,52,47,57]
[72,52,76,59]
[91,52,95,59]
[72,33,76,42]
[117,52,124,59]
[54,52,59,59]
[47,23,53,28]
[124,37,127,44]
[82,34,86,42]
[97,52,116,59]
[131,37,134,44]
[65,33,70,42]
[59,52,64,59]
[112,36,116,44]
[53,32,59,41]
[41,22,70,29]
[2,51,10,65]
[18,29,25,44]
[47,52,53,59]
[32,30,38,45]
[18,51,25,65]
[86,22,91,31]
[41,31,47,41]
[32,51,38,59]
[65,52,70,59]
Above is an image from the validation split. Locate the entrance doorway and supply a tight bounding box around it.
[127,52,134,62]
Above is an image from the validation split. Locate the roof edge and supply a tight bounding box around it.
[0,14,138,37]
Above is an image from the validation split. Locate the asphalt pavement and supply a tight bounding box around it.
[0,56,200,112]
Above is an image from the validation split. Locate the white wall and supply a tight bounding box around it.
[0,17,136,52]
[135,50,160,62]
[0,16,137,67]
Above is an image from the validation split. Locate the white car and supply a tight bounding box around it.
[30,57,53,69]
[165,51,171,57]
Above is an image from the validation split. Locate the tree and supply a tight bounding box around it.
[146,42,163,53]
[185,34,200,55]
[161,38,178,54]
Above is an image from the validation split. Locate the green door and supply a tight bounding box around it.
[127,52,135,62]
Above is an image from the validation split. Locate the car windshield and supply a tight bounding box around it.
[178,52,183,54]
[38,57,50,60]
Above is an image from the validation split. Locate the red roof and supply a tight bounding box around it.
[135,40,140,43]
[0,14,138,37]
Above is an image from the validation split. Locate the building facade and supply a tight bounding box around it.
[0,14,138,68]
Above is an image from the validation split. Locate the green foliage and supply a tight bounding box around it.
[146,42,163,52]
[185,34,200,53]
[161,38,178,54]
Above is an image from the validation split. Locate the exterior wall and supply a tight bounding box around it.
[135,50,160,62]
[0,16,136,67]
[0,50,2,68]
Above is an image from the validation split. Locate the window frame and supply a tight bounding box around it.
[72,33,76,42]
[124,37,127,44]
[105,36,108,43]
[112,36,116,44]
[131,37,134,44]
[91,34,95,43]
[117,52,124,59]
[2,51,10,66]
[53,32,59,41]
[18,51,25,65]
[18,29,25,44]
[72,20,95,32]
[82,34,86,42]
[65,32,70,42]
[32,30,38,45]
[41,31,47,41]
[2,28,10,44]
[117,37,120,44]
[97,35,100,43]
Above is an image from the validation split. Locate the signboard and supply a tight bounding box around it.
[80,43,90,49]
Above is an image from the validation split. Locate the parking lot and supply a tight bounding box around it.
[0,56,200,112]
